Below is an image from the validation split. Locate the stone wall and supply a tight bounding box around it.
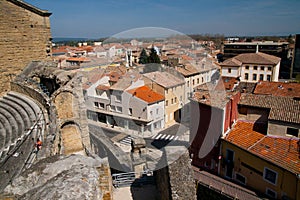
[0,0,52,95]
[155,151,197,200]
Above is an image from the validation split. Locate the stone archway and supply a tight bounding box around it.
[60,121,84,155]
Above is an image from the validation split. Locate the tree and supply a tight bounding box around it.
[138,48,148,64]
[148,47,161,64]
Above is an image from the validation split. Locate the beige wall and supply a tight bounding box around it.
[221,141,299,199]
[0,0,52,95]
[268,121,300,138]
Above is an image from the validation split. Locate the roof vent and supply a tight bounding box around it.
[278,85,284,89]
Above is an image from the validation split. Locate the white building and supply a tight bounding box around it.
[220,52,281,83]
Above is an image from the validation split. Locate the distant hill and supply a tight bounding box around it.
[52,37,90,43]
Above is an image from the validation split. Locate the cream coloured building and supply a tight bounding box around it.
[143,71,185,127]
[220,52,281,83]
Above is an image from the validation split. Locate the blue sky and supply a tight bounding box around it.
[25,0,300,38]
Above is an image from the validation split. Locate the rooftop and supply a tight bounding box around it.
[254,81,300,98]
[239,93,300,124]
[220,52,281,66]
[127,85,165,104]
[143,71,185,89]
[82,68,105,90]
[224,121,300,174]
[110,71,142,91]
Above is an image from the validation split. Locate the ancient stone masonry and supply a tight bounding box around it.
[155,151,197,200]
[3,154,111,200]
[12,61,92,156]
[0,0,52,96]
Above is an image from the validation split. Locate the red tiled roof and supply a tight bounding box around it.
[66,57,90,62]
[224,121,300,174]
[127,85,164,104]
[239,93,300,124]
[254,81,300,98]
[96,85,110,91]
[225,121,264,149]
[215,77,239,91]
[181,55,193,61]
[220,52,281,66]
[235,52,281,65]
[175,64,199,77]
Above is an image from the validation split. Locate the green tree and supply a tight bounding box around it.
[148,47,161,64]
[139,48,149,64]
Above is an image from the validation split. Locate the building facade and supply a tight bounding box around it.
[220,52,281,83]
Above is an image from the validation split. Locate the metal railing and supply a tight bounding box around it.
[112,170,154,187]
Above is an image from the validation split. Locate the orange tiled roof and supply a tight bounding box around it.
[254,81,300,98]
[96,84,110,91]
[127,85,164,104]
[224,121,300,174]
[66,57,90,62]
[225,121,264,149]
[215,77,239,91]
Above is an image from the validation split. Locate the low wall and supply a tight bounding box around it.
[155,151,197,200]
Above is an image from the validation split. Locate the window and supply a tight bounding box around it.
[166,100,168,106]
[171,98,174,104]
[197,78,199,84]
[128,108,132,115]
[174,97,177,103]
[235,173,246,185]
[268,67,272,71]
[156,108,159,115]
[245,73,249,80]
[254,66,258,70]
[259,74,264,81]
[150,111,153,116]
[228,68,232,73]
[263,167,277,185]
[245,65,249,70]
[266,188,277,199]
[267,75,271,81]
[110,105,115,111]
[192,79,195,85]
[116,106,122,113]
[99,103,105,109]
[94,102,99,108]
[116,95,122,102]
[261,66,265,71]
[202,77,204,83]
[287,127,299,137]
[187,81,190,87]
[253,74,257,81]
[96,89,103,96]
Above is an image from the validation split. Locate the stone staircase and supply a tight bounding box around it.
[0,91,43,163]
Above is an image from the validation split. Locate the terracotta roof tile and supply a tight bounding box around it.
[96,85,110,91]
[225,121,300,174]
[239,93,300,124]
[225,121,264,149]
[215,77,239,91]
[220,52,281,66]
[127,86,164,104]
[143,71,185,89]
[254,81,300,98]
